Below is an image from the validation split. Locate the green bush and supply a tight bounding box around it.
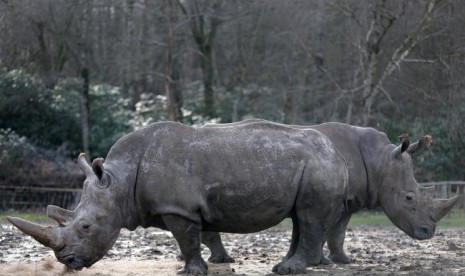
[0,128,81,187]
[52,79,134,158]
[88,84,133,157]
[382,117,465,182]
[0,128,33,179]
[0,70,135,159]
[0,70,81,154]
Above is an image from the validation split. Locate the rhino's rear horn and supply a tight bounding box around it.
[47,205,75,226]
[7,216,63,250]
[420,186,436,199]
[432,196,459,222]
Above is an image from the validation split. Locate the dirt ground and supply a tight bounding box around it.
[1,223,465,276]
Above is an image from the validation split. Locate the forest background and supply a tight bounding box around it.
[0,0,464,189]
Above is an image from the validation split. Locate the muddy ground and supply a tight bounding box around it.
[1,223,465,275]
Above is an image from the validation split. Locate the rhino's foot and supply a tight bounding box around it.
[320,255,332,265]
[177,254,208,275]
[272,260,307,275]
[177,266,207,275]
[208,254,235,263]
[177,259,208,275]
[329,252,351,264]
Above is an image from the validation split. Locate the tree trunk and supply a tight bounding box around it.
[80,67,90,158]
[283,90,294,124]
[164,0,182,122]
[178,0,221,119]
[202,46,216,119]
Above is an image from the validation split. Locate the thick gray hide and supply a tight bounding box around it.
[121,122,346,232]
[201,120,458,265]
[8,121,348,275]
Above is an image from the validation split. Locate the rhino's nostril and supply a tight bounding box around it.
[416,226,432,240]
[63,255,76,267]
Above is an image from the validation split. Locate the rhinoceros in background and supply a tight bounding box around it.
[7,121,349,275]
[200,119,458,265]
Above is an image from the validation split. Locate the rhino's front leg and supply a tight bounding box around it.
[327,212,352,264]
[163,215,208,275]
[201,231,235,263]
[176,232,234,263]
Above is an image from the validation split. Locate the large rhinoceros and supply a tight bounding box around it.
[200,119,458,265]
[7,121,348,275]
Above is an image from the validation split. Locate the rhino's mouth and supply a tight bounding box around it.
[413,225,434,240]
[60,254,87,270]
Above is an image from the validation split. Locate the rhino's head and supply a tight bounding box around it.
[7,154,121,270]
[377,135,458,240]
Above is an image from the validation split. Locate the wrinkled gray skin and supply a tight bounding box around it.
[7,121,349,275]
[200,119,458,266]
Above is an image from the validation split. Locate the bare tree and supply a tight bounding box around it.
[178,0,224,119]
[359,0,439,126]
[164,0,183,122]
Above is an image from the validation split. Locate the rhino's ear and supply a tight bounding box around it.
[92,158,105,181]
[78,153,94,177]
[407,135,432,155]
[391,134,410,159]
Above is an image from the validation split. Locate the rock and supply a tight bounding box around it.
[448,242,460,251]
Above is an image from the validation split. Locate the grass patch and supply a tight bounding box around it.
[436,209,465,228]
[349,209,465,228]
[0,210,51,224]
[3,209,465,228]
[349,211,392,227]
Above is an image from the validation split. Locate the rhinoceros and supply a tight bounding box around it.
[7,121,348,275]
[200,119,458,265]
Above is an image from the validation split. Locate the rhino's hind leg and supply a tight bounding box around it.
[201,232,235,263]
[278,216,300,263]
[163,215,207,275]
[272,220,326,275]
[327,212,352,264]
[272,160,346,274]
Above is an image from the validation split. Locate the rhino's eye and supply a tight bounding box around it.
[82,224,91,231]
[406,195,413,201]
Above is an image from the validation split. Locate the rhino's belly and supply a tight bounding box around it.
[202,190,294,233]
[203,206,290,233]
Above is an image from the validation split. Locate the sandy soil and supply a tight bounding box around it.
[1,223,465,275]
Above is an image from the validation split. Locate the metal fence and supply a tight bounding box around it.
[1,181,464,211]
[0,185,81,211]
[419,181,465,209]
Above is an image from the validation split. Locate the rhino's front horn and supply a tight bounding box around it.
[432,196,459,222]
[47,205,75,226]
[7,216,62,250]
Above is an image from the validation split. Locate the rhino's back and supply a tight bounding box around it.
[131,121,344,232]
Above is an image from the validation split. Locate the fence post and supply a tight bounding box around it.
[458,185,465,209]
[438,184,447,199]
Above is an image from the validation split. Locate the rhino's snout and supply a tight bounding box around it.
[413,226,434,240]
[61,255,85,270]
